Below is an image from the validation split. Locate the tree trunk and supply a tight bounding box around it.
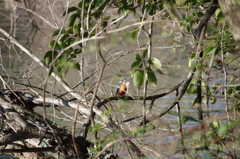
[219,0,240,46]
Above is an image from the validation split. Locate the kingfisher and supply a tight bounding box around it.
[116,78,128,97]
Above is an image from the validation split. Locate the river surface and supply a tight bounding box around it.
[0,0,227,158]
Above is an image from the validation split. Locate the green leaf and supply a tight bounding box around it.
[49,40,61,50]
[95,0,104,7]
[215,8,225,23]
[104,16,111,21]
[142,49,147,59]
[130,69,136,78]
[44,51,58,66]
[73,22,81,36]
[89,22,97,28]
[149,58,162,70]
[68,60,80,70]
[212,120,220,128]
[131,27,139,39]
[63,48,74,54]
[192,97,197,106]
[74,48,82,54]
[215,8,221,17]
[68,13,79,27]
[135,53,142,61]
[52,29,66,36]
[188,52,196,67]
[146,68,157,86]
[210,97,217,105]
[56,54,67,66]
[67,27,73,34]
[88,123,102,132]
[69,38,77,45]
[182,115,198,124]
[187,83,197,95]
[124,7,129,14]
[59,34,70,43]
[133,69,145,89]
[57,60,69,77]
[61,62,69,76]
[63,7,79,16]
[101,15,111,29]
[217,124,230,135]
[65,38,77,46]
[131,61,142,68]
[146,5,156,15]
[135,127,146,134]
[197,12,204,17]
[101,21,108,28]
[203,151,211,159]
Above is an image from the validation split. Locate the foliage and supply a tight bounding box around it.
[41,0,240,158]
[1,0,240,158]
[130,52,162,89]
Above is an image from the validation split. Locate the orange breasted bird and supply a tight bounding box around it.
[116,78,127,97]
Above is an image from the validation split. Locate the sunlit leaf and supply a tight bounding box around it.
[88,123,102,132]
[212,120,220,128]
[73,23,81,36]
[217,124,230,135]
[133,69,145,89]
[49,40,61,50]
[67,27,73,34]
[203,96,207,105]
[215,8,225,23]
[68,60,80,70]
[188,53,196,67]
[130,69,136,78]
[149,58,162,70]
[204,46,216,57]
[56,54,67,66]
[186,83,197,95]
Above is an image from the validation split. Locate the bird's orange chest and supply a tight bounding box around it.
[118,83,127,96]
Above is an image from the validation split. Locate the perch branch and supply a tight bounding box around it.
[96,80,184,108]
[138,70,195,126]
